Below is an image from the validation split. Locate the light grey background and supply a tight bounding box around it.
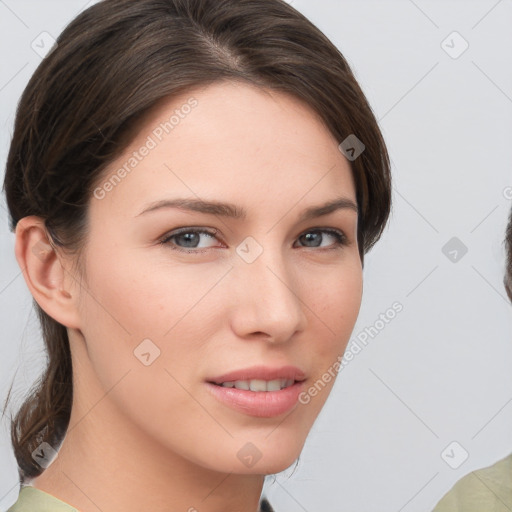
[1,1,512,511]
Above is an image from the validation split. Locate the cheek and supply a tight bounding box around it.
[80,242,220,331]
[76,246,231,383]
[308,258,363,349]
[293,261,362,418]
[74,251,211,435]
[298,256,362,402]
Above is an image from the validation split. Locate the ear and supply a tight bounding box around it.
[14,216,82,329]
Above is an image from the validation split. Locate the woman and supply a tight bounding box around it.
[2,0,392,511]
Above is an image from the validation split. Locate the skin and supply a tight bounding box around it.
[16,81,363,512]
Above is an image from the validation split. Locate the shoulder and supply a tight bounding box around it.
[432,451,512,511]
[6,485,79,512]
[9,486,275,512]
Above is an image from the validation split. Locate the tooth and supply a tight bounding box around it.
[266,379,282,391]
[220,378,296,391]
[249,379,267,392]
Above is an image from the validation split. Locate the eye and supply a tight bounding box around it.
[159,228,222,253]
[159,227,348,254]
[294,228,347,250]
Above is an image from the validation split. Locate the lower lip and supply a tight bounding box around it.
[205,381,305,418]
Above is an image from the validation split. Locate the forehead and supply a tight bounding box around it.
[90,81,356,221]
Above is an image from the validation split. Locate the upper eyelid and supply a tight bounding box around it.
[163,225,346,235]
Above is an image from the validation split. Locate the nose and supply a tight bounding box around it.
[229,244,308,343]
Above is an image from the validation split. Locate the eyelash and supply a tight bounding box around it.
[159,227,348,254]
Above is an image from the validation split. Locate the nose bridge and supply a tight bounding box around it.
[231,237,307,340]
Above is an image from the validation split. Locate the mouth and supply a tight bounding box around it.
[209,378,297,392]
[206,364,306,387]
[204,365,307,418]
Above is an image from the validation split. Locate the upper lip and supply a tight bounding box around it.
[207,365,306,385]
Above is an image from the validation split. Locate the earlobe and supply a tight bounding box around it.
[14,216,82,329]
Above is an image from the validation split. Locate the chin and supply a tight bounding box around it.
[254,454,301,475]
[214,453,301,476]
[223,433,307,475]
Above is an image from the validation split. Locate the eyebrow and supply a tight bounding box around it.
[136,196,358,222]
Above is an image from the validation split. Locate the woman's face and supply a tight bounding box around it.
[73,81,363,474]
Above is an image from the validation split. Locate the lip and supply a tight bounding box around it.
[205,365,307,418]
[207,365,306,385]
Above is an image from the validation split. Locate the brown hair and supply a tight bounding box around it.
[505,206,512,301]
[2,0,392,483]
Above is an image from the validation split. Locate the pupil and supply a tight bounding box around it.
[303,232,321,247]
[179,233,199,247]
